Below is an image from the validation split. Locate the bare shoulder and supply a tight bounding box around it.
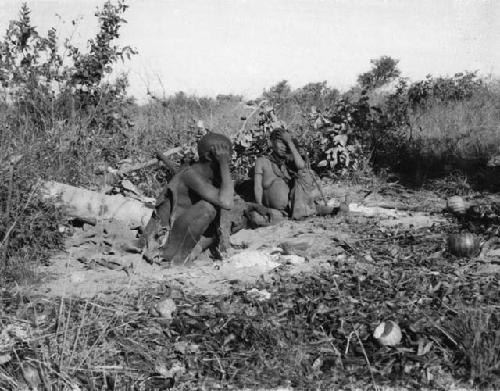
[254,157,270,176]
[255,156,271,168]
[180,163,214,184]
[256,156,271,163]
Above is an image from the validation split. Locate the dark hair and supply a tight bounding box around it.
[270,127,286,141]
[197,132,232,161]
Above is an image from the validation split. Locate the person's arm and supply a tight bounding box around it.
[280,131,305,170]
[183,143,234,210]
[254,157,265,204]
[214,143,234,209]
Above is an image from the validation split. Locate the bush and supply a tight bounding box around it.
[0,1,136,283]
[0,1,136,182]
[363,72,500,186]
[122,69,500,191]
[261,80,339,127]
[0,162,64,284]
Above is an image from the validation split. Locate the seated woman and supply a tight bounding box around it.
[252,128,327,225]
[140,132,234,265]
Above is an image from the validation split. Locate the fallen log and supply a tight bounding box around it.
[41,181,153,228]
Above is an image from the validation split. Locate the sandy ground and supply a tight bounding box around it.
[35,218,341,298]
[32,185,455,299]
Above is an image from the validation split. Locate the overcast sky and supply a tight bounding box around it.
[1,0,499,102]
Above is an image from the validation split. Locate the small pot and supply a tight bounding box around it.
[373,320,402,346]
[446,196,467,215]
[447,233,480,257]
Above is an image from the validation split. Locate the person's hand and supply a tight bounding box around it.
[211,142,231,164]
[278,129,293,144]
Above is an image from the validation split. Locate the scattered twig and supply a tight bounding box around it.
[106,147,183,175]
[355,329,377,390]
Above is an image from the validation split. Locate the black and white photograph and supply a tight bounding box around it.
[1,0,499,389]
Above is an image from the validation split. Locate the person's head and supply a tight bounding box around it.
[270,128,288,157]
[197,132,232,162]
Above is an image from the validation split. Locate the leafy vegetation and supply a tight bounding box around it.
[357,55,401,90]
[1,2,500,389]
[0,0,135,280]
[0,166,64,284]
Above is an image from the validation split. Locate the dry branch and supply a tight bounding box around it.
[111,146,182,175]
[154,151,180,174]
[237,100,268,137]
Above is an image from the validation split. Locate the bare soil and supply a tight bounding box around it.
[33,184,452,300]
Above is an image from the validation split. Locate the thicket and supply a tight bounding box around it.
[0,1,135,282]
[247,66,500,187]
[131,92,246,155]
[112,56,500,189]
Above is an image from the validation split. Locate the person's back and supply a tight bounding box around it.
[173,162,217,215]
[142,132,234,265]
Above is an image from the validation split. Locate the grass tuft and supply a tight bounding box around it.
[445,307,500,388]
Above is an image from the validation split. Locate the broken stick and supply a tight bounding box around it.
[154,150,180,174]
[118,146,182,174]
[98,146,183,176]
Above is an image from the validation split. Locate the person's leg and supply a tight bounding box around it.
[246,206,286,227]
[217,196,255,236]
[185,235,215,263]
[161,200,217,265]
[217,208,233,253]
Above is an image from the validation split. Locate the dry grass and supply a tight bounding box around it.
[406,88,500,164]
[445,307,500,387]
[129,95,252,149]
[386,86,500,188]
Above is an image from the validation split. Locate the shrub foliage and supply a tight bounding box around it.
[0,1,136,279]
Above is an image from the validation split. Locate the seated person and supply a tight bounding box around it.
[140,132,234,265]
[252,128,328,225]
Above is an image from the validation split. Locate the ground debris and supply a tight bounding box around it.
[3,203,500,390]
[4,184,500,389]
